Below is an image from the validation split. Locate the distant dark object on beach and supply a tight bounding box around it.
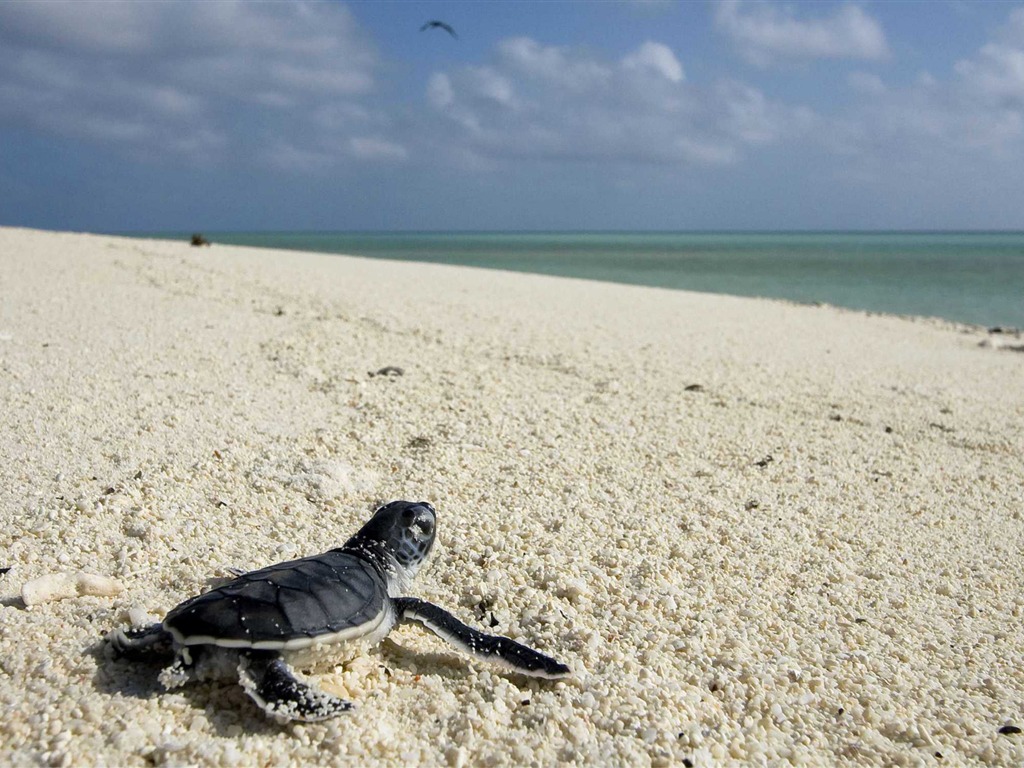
[683,383,703,392]
[998,725,1021,735]
[421,20,458,38]
[0,566,11,576]
[190,233,210,247]
[370,366,405,378]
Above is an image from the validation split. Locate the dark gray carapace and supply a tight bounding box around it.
[108,501,570,722]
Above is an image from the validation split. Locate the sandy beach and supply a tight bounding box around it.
[1,226,1022,766]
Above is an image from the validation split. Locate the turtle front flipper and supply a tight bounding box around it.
[237,652,353,722]
[395,597,571,679]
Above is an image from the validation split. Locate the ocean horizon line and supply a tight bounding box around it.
[113,229,1024,329]
[118,228,1024,236]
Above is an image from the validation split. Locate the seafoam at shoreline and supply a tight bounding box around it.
[1,227,1022,766]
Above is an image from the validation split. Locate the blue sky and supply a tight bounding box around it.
[2,1,1024,231]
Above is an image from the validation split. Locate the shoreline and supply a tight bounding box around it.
[101,230,1024,335]
[1,226,1022,766]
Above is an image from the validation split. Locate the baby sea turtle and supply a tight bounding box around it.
[107,500,570,722]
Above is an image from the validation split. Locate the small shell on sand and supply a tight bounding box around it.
[21,571,123,606]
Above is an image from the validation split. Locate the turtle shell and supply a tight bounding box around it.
[163,551,389,650]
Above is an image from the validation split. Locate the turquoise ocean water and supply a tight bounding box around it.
[139,231,1024,329]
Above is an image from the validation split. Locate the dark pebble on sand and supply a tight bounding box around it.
[0,566,10,576]
[371,366,404,377]
[754,455,774,468]
[684,384,703,392]
[998,725,1022,735]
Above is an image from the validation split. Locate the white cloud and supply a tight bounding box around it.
[821,8,1024,183]
[1008,7,1024,41]
[349,137,408,161]
[427,73,456,109]
[498,37,611,91]
[848,71,886,95]
[622,42,685,83]
[0,1,159,54]
[954,40,1024,108]
[264,142,335,173]
[467,66,519,108]
[426,38,813,167]
[716,80,813,144]
[673,136,738,165]
[715,0,889,66]
[0,1,384,164]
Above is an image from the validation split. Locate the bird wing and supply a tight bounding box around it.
[420,20,458,38]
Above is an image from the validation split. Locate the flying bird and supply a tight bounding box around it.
[420,20,458,39]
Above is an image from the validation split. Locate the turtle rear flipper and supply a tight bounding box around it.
[395,597,571,679]
[238,653,353,722]
[108,624,174,661]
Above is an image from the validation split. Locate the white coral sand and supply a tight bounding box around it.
[1,227,1022,766]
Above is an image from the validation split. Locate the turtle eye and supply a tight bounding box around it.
[401,508,417,523]
[415,517,434,537]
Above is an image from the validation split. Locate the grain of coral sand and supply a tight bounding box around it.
[1,227,1023,766]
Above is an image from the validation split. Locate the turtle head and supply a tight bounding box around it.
[344,500,437,588]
